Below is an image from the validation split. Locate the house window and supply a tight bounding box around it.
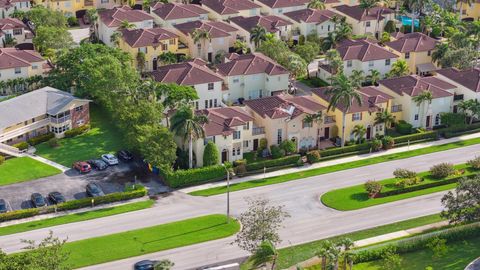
[427,50,431,56]
[435,114,440,126]
[385,59,391,66]
[208,83,214,90]
[347,60,352,67]
[405,52,410,59]
[368,61,374,67]
[205,100,208,108]
[243,140,249,148]
[162,43,168,51]
[14,67,21,74]
[209,99,213,108]
[243,122,249,130]
[414,114,419,120]
[169,39,176,45]
[138,47,147,53]
[195,101,199,110]
[366,21,371,27]
[236,147,240,155]
[32,64,38,70]
[327,25,331,31]
[101,0,108,3]
[204,136,215,145]
[233,78,240,83]
[233,130,241,140]
[75,105,83,112]
[352,112,362,121]
[214,99,218,107]
[277,129,282,144]
[13,29,21,35]
[303,120,313,128]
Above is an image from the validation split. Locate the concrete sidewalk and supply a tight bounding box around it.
[180,132,480,194]
[27,153,70,172]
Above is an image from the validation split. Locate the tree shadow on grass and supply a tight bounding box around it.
[349,192,369,202]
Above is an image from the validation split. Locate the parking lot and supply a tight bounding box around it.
[0,159,168,211]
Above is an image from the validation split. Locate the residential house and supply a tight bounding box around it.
[229,15,292,48]
[244,94,331,151]
[0,48,48,95]
[0,86,90,146]
[33,0,87,17]
[283,8,341,40]
[312,86,393,143]
[317,39,398,81]
[436,67,480,112]
[216,52,290,103]
[200,0,261,21]
[0,0,30,19]
[458,1,480,21]
[255,0,309,15]
[97,6,154,47]
[118,27,189,71]
[378,75,454,128]
[333,5,394,37]
[150,2,209,27]
[173,20,239,62]
[191,106,263,166]
[0,18,32,47]
[385,32,438,75]
[148,59,226,110]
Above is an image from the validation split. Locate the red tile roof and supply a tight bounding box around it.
[99,6,153,27]
[151,2,208,20]
[120,27,177,48]
[216,52,289,76]
[378,75,455,98]
[244,94,325,119]
[257,0,309,8]
[201,0,260,15]
[174,20,238,38]
[334,4,393,21]
[229,15,291,33]
[0,48,44,70]
[437,68,480,93]
[385,32,438,53]
[0,18,25,31]
[0,0,28,9]
[197,107,253,136]
[283,8,341,24]
[337,39,398,61]
[148,59,224,86]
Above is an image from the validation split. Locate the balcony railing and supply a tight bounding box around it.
[454,94,464,101]
[0,118,50,143]
[252,127,265,135]
[391,105,403,113]
[50,114,71,124]
[324,116,335,124]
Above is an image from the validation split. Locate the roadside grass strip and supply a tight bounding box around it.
[190,137,480,196]
[0,157,61,186]
[0,200,155,236]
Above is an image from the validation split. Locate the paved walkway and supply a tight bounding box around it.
[27,153,70,172]
[180,132,480,194]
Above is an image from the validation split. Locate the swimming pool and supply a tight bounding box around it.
[399,15,420,28]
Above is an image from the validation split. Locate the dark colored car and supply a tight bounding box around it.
[0,199,7,213]
[133,260,155,270]
[86,183,105,197]
[88,159,108,170]
[117,150,133,161]
[73,161,92,173]
[31,193,46,208]
[48,191,66,204]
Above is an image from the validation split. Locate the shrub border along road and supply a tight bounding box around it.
[190,137,480,196]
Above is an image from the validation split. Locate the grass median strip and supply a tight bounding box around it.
[0,200,154,236]
[62,214,239,268]
[0,157,61,186]
[190,137,480,197]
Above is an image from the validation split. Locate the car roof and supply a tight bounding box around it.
[50,191,61,195]
[0,199,5,204]
[32,193,41,196]
[135,260,153,266]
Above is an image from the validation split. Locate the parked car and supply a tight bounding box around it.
[0,199,7,213]
[101,154,119,165]
[73,161,92,173]
[117,150,133,161]
[86,183,105,197]
[48,191,66,204]
[31,193,46,208]
[133,260,156,270]
[88,159,108,170]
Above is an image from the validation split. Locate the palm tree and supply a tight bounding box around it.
[338,238,354,270]
[326,73,363,147]
[192,29,211,60]
[0,81,6,95]
[325,49,343,75]
[308,0,326,9]
[119,20,136,30]
[233,40,249,54]
[431,43,449,66]
[250,25,268,48]
[250,240,278,270]
[304,111,323,148]
[412,90,433,128]
[375,110,396,128]
[404,0,428,33]
[349,70,365,88]
[86,8,98,39]
[387,59,409,78]
[110,32,122,47]
[170,105,208,168]
[352,124,366,143]
[366,69,381,85]
[359,0,379,16]
[458,99,480,124]
[158,51,177,65]
[316,240,335,270]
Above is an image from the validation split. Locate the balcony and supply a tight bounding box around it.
[324,116,335,124]
[0,118,50,143]
[454,94,464,101]
[391,105,403,113]
[252,127,265,136]
[50,114,71,124]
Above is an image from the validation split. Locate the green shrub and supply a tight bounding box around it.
[440,112,466,128]
[246,155,301,171]
[393,131,437,145]
[13,141,28,150]
[394,176,422,188]
[67,16,79,26]
[64,124,90,138]
[467,156,480,170]
[319,143,372,157]
[306,150,321,163]
[431,26,442,38]
[365,180,382,198]
[384,20,396,33]
[298,35,305,45]
[259,138,268,150]
[27,132,54,145]
[381,175,471,197]
[270,145,286,159]
[383,136,394,149]
[203,141,219,166]
[371,139,382,152]
[0,208,40,222]
[429,163,455,179]
[393,168,417,179]
[0,155,4,165]
[296,158,304,166]
[161,165,228,188]
[395,120,413,135]
[48,137,59,148]
[280,140,297,155]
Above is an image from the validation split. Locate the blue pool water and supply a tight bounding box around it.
[399,15,420,28]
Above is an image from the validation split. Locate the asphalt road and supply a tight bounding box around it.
[1,144,479,269]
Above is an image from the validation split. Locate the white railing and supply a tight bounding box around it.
[0,142,22,156]
[0,118,50,143]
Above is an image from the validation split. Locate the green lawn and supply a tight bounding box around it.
[35,105,124,166]
[353,236,480,270]
[0,200,154,236]
[60,214,240,268]
[0,157,61,186]
[297,77,329,87]
[321,164,475,211]
[273,214,445,269]
[190,137,480,197]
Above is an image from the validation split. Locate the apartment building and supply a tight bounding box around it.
[200,0,261,21]
[333,4,394,37]
[283,8,341,39]
[150,2,209,27]
[229,15,292,48]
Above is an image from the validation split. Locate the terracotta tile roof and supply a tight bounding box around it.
[0,48,44,70]
[201,0,260,15]
[0,18,25,31]
[174,20,238,38]
[147,58,224,86]
[120,27,177,48]
[334,4,393,21]
[197,107,253,136]
[385,32,438,53]
[229,15,291,33]
[151,2,208,20]
[216,52,289,76]
[312,86,392,113]
[244,94,325,120]
[283,8,341,24]
[99,6,153,27]
[0,0,28,9]
[390,31,404,39]
[378,75,455,98]
[336,39,398,61]
[437,68,480,93]
[257,0,309,8]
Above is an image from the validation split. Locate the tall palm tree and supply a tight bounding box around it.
[412,90,433,128]
[387,59,409,78]
[349,70,365,88]
[375,110,396,128]
[316,240,335,270]
[119,20,136,29]
[170,105,208,168]
[405,0,427,33]
[86,8,98,39]
[366,69,381,85]
[359,0,379,16]
[352,124,366,143]
[233,40,249,54]
[338,238,354,270]
[250,240,278,270]
[192,29,211,60]
[458,99,480,124]
[158,51,177,65]
[308,0,326,9]
[326,73,363,147]
[250,25,268,48]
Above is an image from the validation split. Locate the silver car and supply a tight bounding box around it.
[101,154,119,165]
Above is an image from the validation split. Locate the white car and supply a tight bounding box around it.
[101,154,119,165]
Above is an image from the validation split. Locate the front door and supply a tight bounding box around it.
[221,150,228,163]
[324,127,330,139]
[153,58,158,70]
[366,126,371,140]
[208,52,213,62]
[253,139,258,151]
[426,115,431,128]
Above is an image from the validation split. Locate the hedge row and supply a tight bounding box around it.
[0,208,40,222]
[27,133,54,145]
[319,143,372,157]
[12,141,28,151]
[64,124,90,138]
[392,131,438,145]
[161,165,227,188]
[444,128,480,138]
[245,155,301,171]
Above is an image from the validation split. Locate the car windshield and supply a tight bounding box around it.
[35,197,44,204]
[0,201,5,208]
[90,185,100,193]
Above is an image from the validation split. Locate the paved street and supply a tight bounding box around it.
[1,143,479,269]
